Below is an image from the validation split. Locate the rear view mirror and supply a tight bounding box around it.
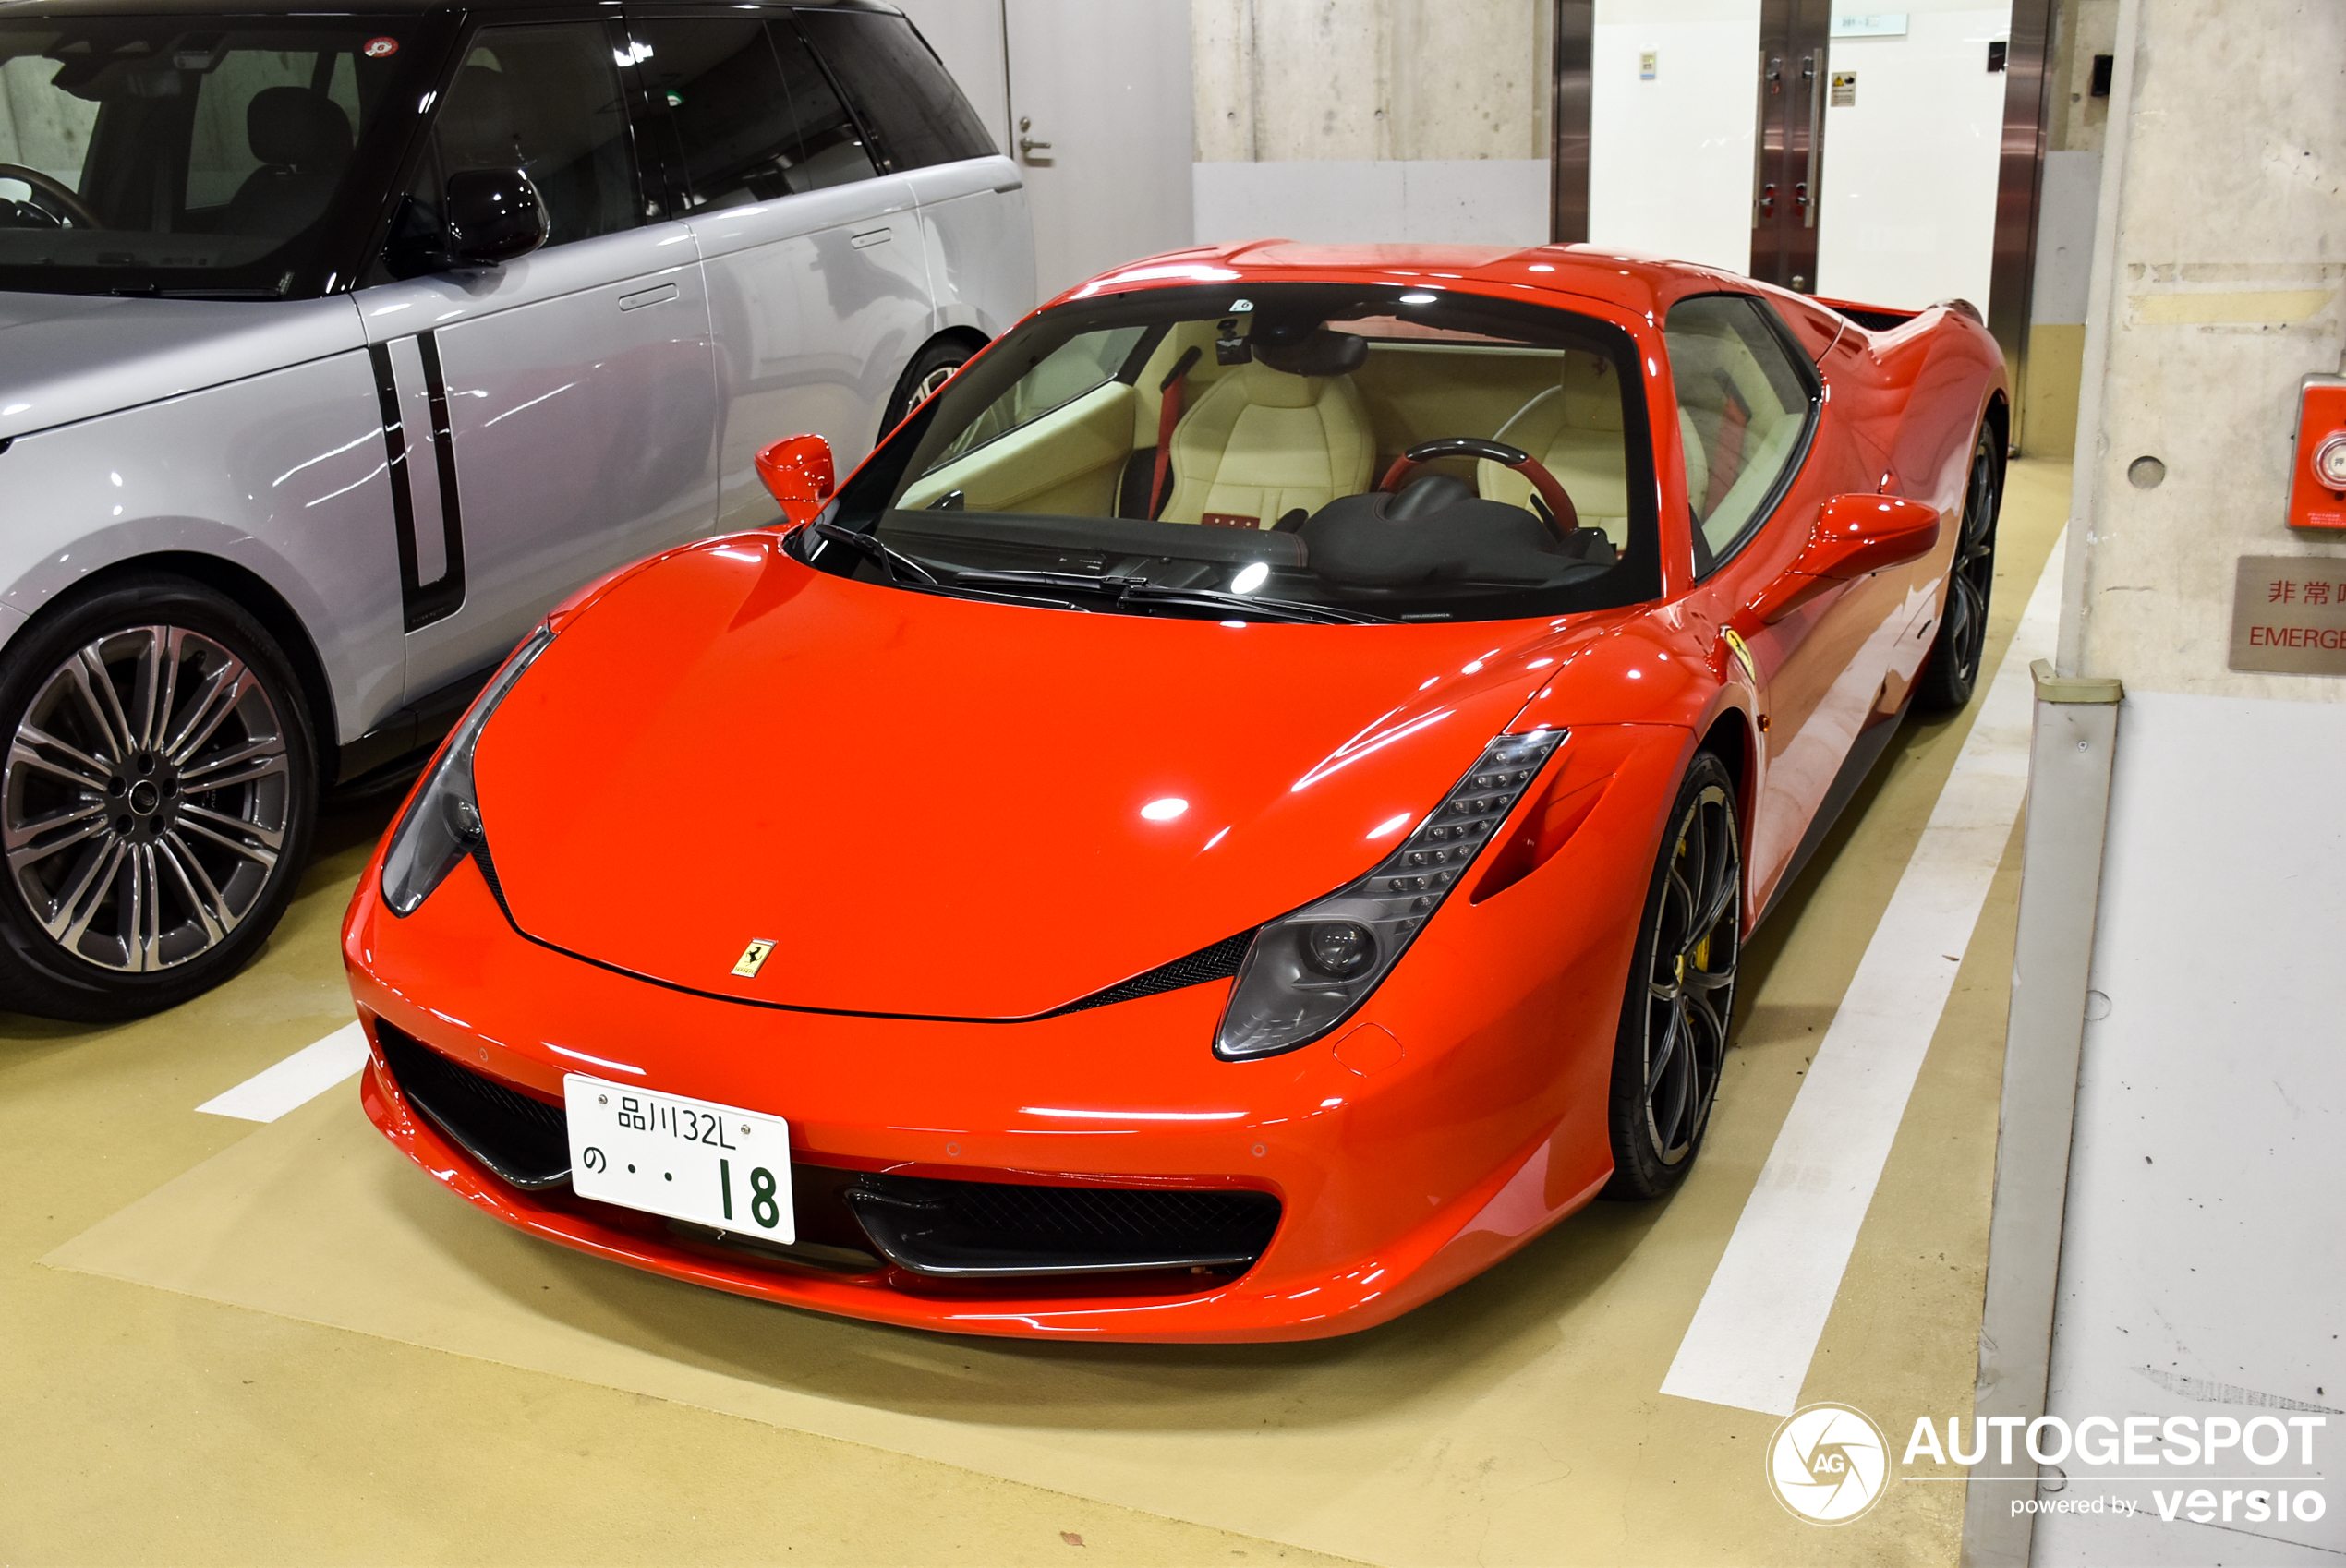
[443,168,548,268]
[756,434,836,526]
[1742,495,1941,625]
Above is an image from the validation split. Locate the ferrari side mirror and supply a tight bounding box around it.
[1741,494,1941,624]
[756,433,836,526]
[442,168,549,269]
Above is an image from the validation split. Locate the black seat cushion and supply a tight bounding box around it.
[222,88,353,236]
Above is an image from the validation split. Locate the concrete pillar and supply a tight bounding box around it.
[2061,0,2346,694]
[1968,4,2346,1558]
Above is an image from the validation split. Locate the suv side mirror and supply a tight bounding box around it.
[1741,495,1941,625]
[443,168,548,268]
[756,434,836,526]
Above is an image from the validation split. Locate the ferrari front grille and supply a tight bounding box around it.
[845,1171,1280,1278]
[374,1019,571,1189]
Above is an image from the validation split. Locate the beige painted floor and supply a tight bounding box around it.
[0,463,2070,1567]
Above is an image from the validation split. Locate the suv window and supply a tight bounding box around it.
[1663,294,1816,573]
[0,19,414,296]
[187,48,361,212]
[792,10,995,172]
[627,17,875,208]
[379,22,640,279]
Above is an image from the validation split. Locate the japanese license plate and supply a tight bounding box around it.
[562,1074,793,1242]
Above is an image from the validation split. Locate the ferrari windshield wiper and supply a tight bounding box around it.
[1120,584,1396,625]
[949,569,1394,626]
[809,519,938,585]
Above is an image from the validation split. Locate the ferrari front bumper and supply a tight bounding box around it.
[343,724,1687,1342]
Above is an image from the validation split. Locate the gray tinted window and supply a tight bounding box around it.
[630,18,875,204]
[765,19,877,191]
[383,21,639,274]
[793,10,995,171]
[1663,295,1814,572]
[0,19,411,295]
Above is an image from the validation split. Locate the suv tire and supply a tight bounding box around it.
[0,575,317,1020]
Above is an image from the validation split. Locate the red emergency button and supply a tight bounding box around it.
[2288,375,2346,530]
[2315,431,2346,490]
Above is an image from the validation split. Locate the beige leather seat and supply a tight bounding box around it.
[1475,353,1638,547]
[1159,353,1375,529]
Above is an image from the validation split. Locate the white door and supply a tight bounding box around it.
[1002,0,1194,300]
[1814,5,2011,308]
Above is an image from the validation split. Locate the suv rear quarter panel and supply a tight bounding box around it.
[907,154,1035,341]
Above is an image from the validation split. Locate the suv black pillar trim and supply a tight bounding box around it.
[409,329,467,628]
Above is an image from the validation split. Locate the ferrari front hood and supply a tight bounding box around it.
[472,535,1573,1019]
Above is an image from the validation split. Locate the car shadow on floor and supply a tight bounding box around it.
[1733,702,1966,1007]
[369,1126,1675,1434]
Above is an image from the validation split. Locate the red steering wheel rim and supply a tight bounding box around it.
[1378,439,1580,538]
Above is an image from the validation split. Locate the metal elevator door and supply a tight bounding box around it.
[1747,0,1829,295]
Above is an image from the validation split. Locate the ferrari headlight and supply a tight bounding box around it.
[1215,729,1566,1060]
[380,625,554,917]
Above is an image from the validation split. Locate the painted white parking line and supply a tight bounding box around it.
[195,1019,369,1124]
[1661,544,2063,1416]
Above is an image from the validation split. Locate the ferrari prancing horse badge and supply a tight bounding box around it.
[731,939,776,978]
[1722,625,1760,685]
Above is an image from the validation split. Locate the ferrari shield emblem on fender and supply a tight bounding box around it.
[1722,625,1760,685]
[731,939,776,978]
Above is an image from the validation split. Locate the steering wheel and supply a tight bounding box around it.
[0,164,100,229]
[1379,437,1579,539]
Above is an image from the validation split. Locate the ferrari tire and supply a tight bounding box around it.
[0,575,317,1021]
[1602,752,1741,1201]
[880,336,974,440]
[1914,426,2003,712]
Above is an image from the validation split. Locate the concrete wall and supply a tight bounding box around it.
[2030,7,2346,1559]
[0,57,101,186]
[2059,0,2346,700]
[1191,0,1554,246]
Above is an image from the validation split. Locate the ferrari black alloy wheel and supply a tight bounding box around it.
[0,576,316,1020]
[1603,753,1741,1200]
[1915,426,2003,711]
[881,338,973,438]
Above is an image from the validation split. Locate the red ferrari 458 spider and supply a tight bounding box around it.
[343,242,2004,1342]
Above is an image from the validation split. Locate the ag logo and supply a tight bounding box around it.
[1765,1402,1889,1525]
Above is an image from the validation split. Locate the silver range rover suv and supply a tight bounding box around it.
[0,0,1031,1018]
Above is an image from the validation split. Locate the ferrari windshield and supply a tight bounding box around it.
[0,18,417,297]
[828,282,1663,623]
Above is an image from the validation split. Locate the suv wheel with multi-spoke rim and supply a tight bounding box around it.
[0,577,315,1019]
[1602,752,1741,1200]
[1915,426,2002,711]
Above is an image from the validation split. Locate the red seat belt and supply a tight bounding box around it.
[1150,346,1203,519]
